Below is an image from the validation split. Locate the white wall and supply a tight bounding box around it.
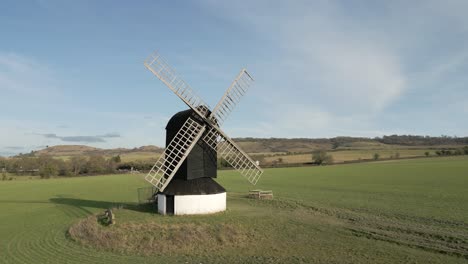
[175,192,226,215]
[157,194,166,215]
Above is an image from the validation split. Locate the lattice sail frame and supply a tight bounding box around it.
[203,130,262,185]
[210,69,254,126]
[144,51,263,191]
[144,51,210,118]
[145,117,205,191]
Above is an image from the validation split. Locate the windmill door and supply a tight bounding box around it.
[166,195,174,215]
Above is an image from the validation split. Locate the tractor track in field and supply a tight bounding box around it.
[4,224,145,264]
[244,197,468,260]
[2,202,137,264]
[277,198,468,259]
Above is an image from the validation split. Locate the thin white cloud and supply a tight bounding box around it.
[0,108,169,156]
[35,132,122,143]
[202,0,406,114]
[2,1,468,155]
[0,53,60,98]
[0,119,56,155]
[200,0,468,138]
[199,0,408,138]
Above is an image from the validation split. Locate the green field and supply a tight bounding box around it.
[0,157,467,263]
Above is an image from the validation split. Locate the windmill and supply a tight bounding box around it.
[143,51,263,215]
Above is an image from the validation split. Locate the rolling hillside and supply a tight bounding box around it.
[17,136,466,162]
[34,145,164,160]
[26,136,468,156]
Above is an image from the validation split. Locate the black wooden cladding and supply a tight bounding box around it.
[166,195,174,214]
[165,108,217,181]
[162,178,226,195]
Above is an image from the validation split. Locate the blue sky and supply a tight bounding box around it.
[1,0,467,156]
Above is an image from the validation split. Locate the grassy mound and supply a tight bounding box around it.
[69,213,253,256]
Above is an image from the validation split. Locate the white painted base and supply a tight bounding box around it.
[157,192,226,215]
[157,194,166,214]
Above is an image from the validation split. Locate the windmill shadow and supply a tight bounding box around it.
[49,197,156,214]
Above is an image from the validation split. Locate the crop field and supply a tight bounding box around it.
[0,157,467,263]
[263,148,440,164]
[46,152,160,162]
[119,152,160,162]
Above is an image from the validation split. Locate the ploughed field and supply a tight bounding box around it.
[0,157,467,263]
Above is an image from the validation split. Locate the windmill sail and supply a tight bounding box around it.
[144,51,210,118]
[210,69,254,126]
[144,50,262,187]
[145,117,206,192]
[203,126,263,185]
[201,69,254,158]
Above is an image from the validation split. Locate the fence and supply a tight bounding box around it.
[137,186,158,205]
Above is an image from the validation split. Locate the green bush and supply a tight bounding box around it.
[373,153,380,160]
[454,149,463,155]
[111,155,121,163]
[312,150,333,165]
[39,163,58,178]
[218,158,231,168]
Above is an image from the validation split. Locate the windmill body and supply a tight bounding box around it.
[144,51,263,215]
[165,108,217,181]
[158,108,226,215]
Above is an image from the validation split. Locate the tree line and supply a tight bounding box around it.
[0,155,132,178]
[1,146,467,179]
[234,135,468,147]
[435,147,468,156]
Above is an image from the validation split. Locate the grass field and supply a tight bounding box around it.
[0,157,467,263]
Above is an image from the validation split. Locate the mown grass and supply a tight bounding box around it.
[0,156,467,263]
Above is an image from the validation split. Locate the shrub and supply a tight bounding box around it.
[373,153,380,160]
[111,155,121,163]
[436,149,455,156]
[70,156,87,175]
[443,150,453,155]
[38,155,58,178]
[312,150,333,165]
[424,151,430,157]
[85,155,108,174]
[217,158,231,168]
[39,163,58,178]
[454,149,463,155]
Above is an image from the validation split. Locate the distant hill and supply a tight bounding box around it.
[234,138,332,153]
[36,145,100,156]
[234,136,468,153]
[33,145,164,158]
[13,135,467,160]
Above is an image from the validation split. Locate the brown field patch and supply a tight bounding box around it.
[68,214,254,256]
